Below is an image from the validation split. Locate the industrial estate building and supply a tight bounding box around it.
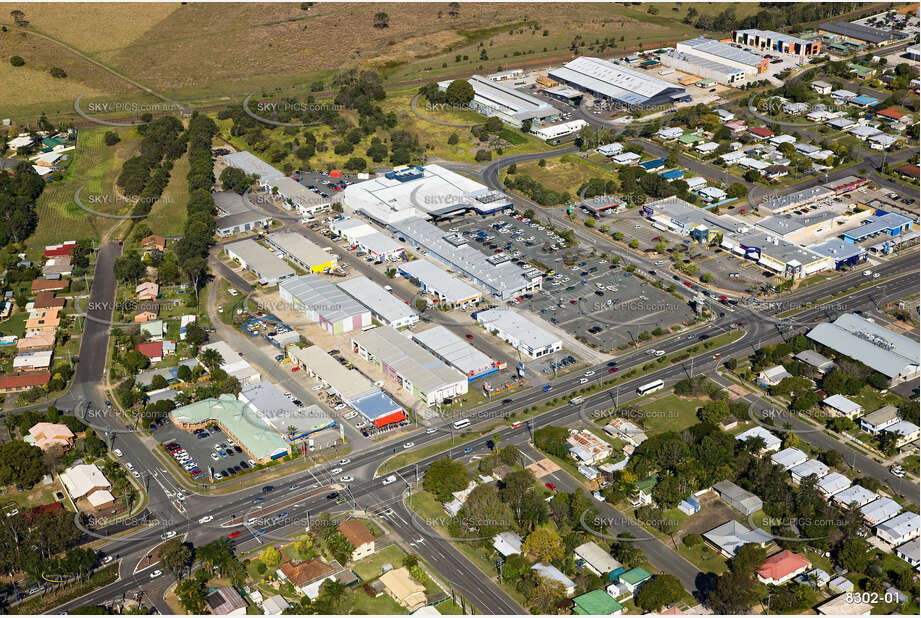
[819,21,901,46]
[390,217,542,300]
[808,313,920,386]
[329,218,405,260]
[731,29,821,57]
[221,151,285,182]
[475,308,562,359]
[239,381,334,440]
[398,259,482,307]
[279,275,372,335]
[412,325,500,381]
[351,326,468,406]
[439,74,557,128]
[224,238,295,286]
[288,345,406,428]
[660,37,768,86]
[548,56,689,108]
[337,275,419,329]
[342,164,512,225]
[264,231,338,273]
[214,191,272,238]
[262,176,334,215]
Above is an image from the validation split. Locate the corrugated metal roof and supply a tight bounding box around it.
[549,56,684,103]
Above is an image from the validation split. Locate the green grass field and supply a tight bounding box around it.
[144,148,190,236]
[28,126,142,247]
[502,153,620,199]
[352,543,409,582]
[639,394,707,434]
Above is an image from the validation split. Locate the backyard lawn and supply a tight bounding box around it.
[639,394,706,434]
[352,543,408,581]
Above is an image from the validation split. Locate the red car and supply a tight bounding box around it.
[570,299,578,304]
[684,281,693,288]
[291,366,299,372]
[608,367,618,373]
[227,531,241,539]
[465,334,474,340]
[545,482,556,491]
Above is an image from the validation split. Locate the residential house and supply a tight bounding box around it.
[771,447,808,470]
[816,472,852,499]
[574,541,622,577]
[630,475,657,508]
[828,576,854,594]
[532,562,576,596]
[615,567,652,596]
[703,520,772,558]
[206,586,247,615]
[261,595,290,615]
[816,594,872,615]
[13,349,53,371]
[571,589,624,615]
[139,319,165,342]
[875,511,920,546]
[566,429,612,465]
[735,426,781,453]
[811,80,833,94]
[27,422,75,451]
[136,282,159,301]
[724,120,747,133]
[860,497,902,526]
[31,279,68,293]
[42,257,72,278]
[860,406,900,434]
[603,418,647,447]
[883,420,920,447]
[0,372,51,393]
[877,106,909,124]
[33,290,66,310]
[713,480,763,515]
[336,519,376,561]
[141,234,167,253]
[379,567,427,612]
[758,365,792,386]
[25,307,61,335]
[821,394,862,419]
[790,459,829,485]
[59,463,115,510]
[832,484,878,508]
[895,539,919,567]
[757,550,811,585]
[136,341,165,363]
[492,531,522,558]
[894,164,919,180]
[277,559,336,599]
[749,127,775,140]
[657,127,684,140]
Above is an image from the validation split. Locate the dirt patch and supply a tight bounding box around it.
[678,491,740,537]
[526,458,560,478]
[726,384,749,401]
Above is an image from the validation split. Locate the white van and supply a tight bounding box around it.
[452,418,471,430]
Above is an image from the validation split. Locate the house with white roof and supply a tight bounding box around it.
[821,394,863,419]
[771,447,808,470]
[657,127,684,140]
[735,426,781,453]
[566,429,612,465]
[492,531,522,558]
[696,186,727,203]
[875,512,920,546]
[60,463,115,510]
[597,143,624,157]
[895,539,919,567]
[758,365,792,386]
[860,497,902,526]
[847,125,883,140]
[868,133,899,150]
[574,541,622,576]
[816,472,852,499]
[695,141,719,154]
[883,420,920,448]
[720,150,745,165]
[684,176,707,189]
[531,563,575,596]
[832,484,878,508]
[790,459,829,485]
[611,152,641,166]
[860,406,900,434]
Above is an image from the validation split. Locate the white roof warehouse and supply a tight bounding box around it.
[475,307,562,359]
[223,238,295,286]
[264,231,337,273]
[279,275,371,335]
[398,259,482,307]
[390,217,542,300]
[337,275,418,329]
[439,75,557,128]
[412,325,500,381]
[351,326,468,406]
[548,56,689,108]
[808,313,920,385]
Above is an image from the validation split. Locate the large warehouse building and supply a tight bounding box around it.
[288,345,406,428]
[548,56,689,109]
[819,21,901,46]
[351,326,468,406]
[329,218,405,261]
[223,238,295,286]
[264,231,338,273]
[278,275,371,334]
[439,74,558,128]
[221,151,285,182]
[342,164,513,225]
[390,217,543,300]
[398,259,482,307]
[661,37,768,86]
[807,313,920,386]
[337,275,419,329]
[475,307,562,359]
[412,325,500,381]
[732,29,821,57]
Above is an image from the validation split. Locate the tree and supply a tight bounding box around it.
[707,570,760,614]
[447,133,459,145]
[423,458,468,502]
[260,546,283,568]
[484,116,503,134]
[113,251,145,283]
[373,12,390,28]
[531,577,566,613]
[727,183,748,199]
[445,79,475,105]
[533,426,569,458]
[636,574,684,611]
[200,347,224,373]
[629,239,640,249]
[9,56,24,67]
[522,527,564,563]
[326,531,355,564]
[219,167,251,194]
[103,131,120,146]
[0,441,47,487]
[836,537,870,572]
[158,539,191,578]
[174,576,207,613]
[730,543,766,577]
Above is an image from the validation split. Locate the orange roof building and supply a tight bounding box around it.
[141,234,167,252]
[0,372,50,393]
[337,519,377,561]
[31,279,69,293]
[17,332,56,351]
[25,308,61,334]
[28,422,75,451]
[757,550,811,585]
[33,291,66,310]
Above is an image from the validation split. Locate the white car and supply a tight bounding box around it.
[382,475,397,485]
[248,459,256,466]
[584,371,595,377]
[149,569,162,579]
[160,531,176,540]
[102,555,114,564]
[403,442,415,449]
[338,459,351,465]
[213,473,223,480]
[653,350,666,357]
[425,428,438,434]
[125,462,135,470]
[132,471,141,479]
[334,404,346,411]
[113,449,123,457]
[339,476,354,483]
[210,453,219,461]
[311,385,323,391]
[330,467,343,474]
[343,411,358,420]
[579,378,589,384]
[198,515,213,524]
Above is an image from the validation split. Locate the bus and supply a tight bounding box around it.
[636,379,664,396]
[452,418,471,430]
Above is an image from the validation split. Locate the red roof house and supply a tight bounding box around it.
[877,106,908,122]
[749,127,775,139]
[757,550,811,585]
[44,241,77,257]
[34,291,66,310]
[31,279,69,293]
[895,164,920,179]
[0,372,51,393]
[135,342,164,362]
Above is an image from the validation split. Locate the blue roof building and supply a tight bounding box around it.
[659,169,685,180]
[842,212,914,243]
[639,157,666,171]
[850,95,880,108]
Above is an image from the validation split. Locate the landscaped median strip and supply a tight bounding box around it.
[9,563,119,615]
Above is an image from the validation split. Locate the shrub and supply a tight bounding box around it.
[10,56,25,67]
